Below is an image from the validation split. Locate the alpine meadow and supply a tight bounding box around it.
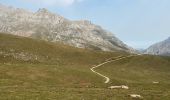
[0,1,170,100]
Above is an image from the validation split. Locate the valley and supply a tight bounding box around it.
[0,33,170,100]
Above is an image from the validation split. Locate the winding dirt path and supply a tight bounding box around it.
[90,54,141,84]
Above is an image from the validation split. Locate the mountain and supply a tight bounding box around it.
[137,48,145,53]
[0,4,136,52]
[145,37,170,56]
[0,32,122,64]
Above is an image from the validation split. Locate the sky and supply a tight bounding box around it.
[0,0,170,49]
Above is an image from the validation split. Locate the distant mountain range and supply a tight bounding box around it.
[0,4,136,53]
[145,37,170,56]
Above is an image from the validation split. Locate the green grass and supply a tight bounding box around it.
[0,33,170,100]
[96,55,170,100]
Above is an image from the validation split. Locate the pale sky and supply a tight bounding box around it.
[1,0,170,49]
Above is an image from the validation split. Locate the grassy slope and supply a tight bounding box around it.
[0,33,170,100]
[96,55,170,100]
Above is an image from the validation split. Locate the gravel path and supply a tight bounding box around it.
[90,54,140,83]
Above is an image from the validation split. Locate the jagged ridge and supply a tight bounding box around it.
[0,4,136,52]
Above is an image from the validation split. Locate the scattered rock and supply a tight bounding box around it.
[153,81,159,84]
[108,85,129,89]
[121,85,129,89]
[128,94,143,99]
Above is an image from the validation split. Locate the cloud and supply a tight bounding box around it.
[22,0,84,7]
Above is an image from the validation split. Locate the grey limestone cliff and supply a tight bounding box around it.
[0,4,136,52]
[145,37,170,56]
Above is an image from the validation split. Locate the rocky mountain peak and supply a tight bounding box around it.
[37,8,50,14]
[0,4,136,53]
[145,36,170,56]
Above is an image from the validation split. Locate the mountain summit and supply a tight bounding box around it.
[0,4,136,52]
[145,37,170,56]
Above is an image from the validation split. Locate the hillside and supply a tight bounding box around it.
[0,4,135,52]
[145,37,170,56]
[0,33,124,64]
[0,33,170,100]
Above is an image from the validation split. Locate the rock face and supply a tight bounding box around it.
[145,37,170,56]
[0,4,135,52]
